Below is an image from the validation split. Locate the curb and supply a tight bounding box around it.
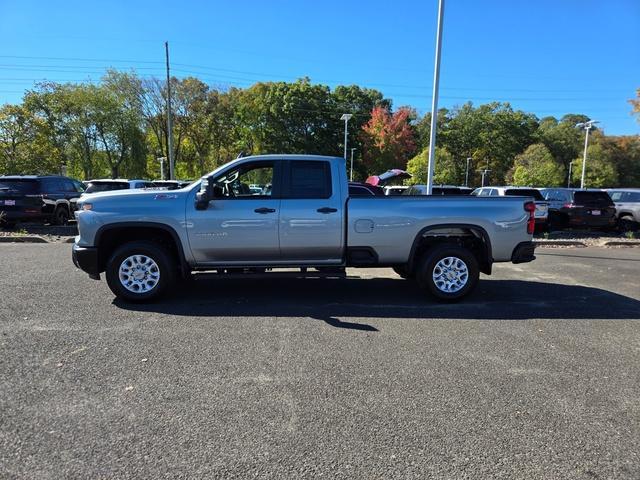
[602,241,640,247]
[534,240,587,247]
[0,235,49,243]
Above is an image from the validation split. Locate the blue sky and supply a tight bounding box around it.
[1,0,638,134]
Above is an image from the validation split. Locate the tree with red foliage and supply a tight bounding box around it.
[360,106,416,174]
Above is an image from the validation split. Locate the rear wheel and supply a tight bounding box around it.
[416,245,479,301]
[105,241,175,302]
[618,216,638,233]
[53,206,70,225]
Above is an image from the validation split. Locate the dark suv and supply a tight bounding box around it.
[539,188,616,230]
[0,175,85,227]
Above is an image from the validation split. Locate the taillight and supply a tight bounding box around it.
[524,201,535,234]
[563,203,576,209]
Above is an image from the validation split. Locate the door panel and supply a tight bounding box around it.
[278,160,344,263]
[187,160,281,265]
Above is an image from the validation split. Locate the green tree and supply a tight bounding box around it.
[406,147,457,185]
[508,143,565,187]
[571,142,618,188]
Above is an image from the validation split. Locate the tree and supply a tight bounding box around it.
[360,106,416,174]
[571,142,618,188]
[508,143,565,187]
[406,147,458,185]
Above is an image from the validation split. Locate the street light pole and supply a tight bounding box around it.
[157,157,166,181]
[425,0,445,195]
[165,41,175,180]
[567,161,572,188]
[465,157,471,187]
[576,120,598,189]
[340,113,353,161]
[350,148,356,181]
[478,169,491,187]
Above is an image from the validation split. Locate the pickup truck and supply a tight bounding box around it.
[72,155,537,302]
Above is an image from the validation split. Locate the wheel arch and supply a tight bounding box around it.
[407,223,493,275]
[94,222,188,276]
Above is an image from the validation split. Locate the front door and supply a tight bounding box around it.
[187,160,281,265]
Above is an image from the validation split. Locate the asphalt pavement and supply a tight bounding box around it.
[1,244,639,479]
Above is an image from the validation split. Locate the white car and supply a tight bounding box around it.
[83,179,155,195]
[471,186,549,228]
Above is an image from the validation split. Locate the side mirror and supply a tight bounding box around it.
[195,176,214,210]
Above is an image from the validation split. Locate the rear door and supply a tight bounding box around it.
[187,159,282,264]
[278,160,344,263]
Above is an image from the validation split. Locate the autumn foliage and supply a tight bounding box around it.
[360,106,416,174]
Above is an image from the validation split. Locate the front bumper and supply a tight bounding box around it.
[72,243,100,279]
[511,241,536,264]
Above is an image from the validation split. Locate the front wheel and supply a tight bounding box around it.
[105,241,175,302]
[416,245,479,301]
[53,206,70,225]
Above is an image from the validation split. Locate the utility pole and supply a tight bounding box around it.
[465,157,471,187]
[576,120,598,189]
[425,0,445,195]
[567,161,572,188]
[340,114,353,161]
[350,148,356,181]
[165,41,175,180]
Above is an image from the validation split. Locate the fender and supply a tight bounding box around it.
[94,221,189,276]
[408,223,493,272]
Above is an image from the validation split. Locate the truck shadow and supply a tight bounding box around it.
[113,275,640,331]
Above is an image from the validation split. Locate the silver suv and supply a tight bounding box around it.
[607,189,640,231]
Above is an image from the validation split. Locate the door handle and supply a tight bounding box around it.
[254,207,276,214]
[317,207,338,214]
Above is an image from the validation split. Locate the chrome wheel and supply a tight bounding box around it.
[432,256,468,293]
[119,255,160,293]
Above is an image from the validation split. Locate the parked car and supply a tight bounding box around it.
[384,186,409,196]
[606,189,640,231]
[73,154,537,303]
[404,185,473,196]
[0,175,84,226]
[472,187,549,230]
[83,179,155,195]
[348,182,385,197]
[151,180,192,190]
[539,188,616,230]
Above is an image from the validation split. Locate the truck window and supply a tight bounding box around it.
[214,161,274,198]
[286,161,332,199]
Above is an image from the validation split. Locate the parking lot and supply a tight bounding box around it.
[1,243,639,479]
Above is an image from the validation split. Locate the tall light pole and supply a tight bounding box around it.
[576,120,598,189]
[165,41,175,180]
[567,161,572,188]
[478,169,491,187]
[465,157,472,187]
[157,157,166,180]
[350,148,356,181]
[340,113,353,161]
[425,0,445,195]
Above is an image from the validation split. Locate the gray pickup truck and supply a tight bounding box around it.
[72,155,536,302]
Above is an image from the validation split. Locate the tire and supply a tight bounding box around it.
[53,206,70,225]
[393,266,414,279]
[105,241,175,302]
[618,216,638,233]
[416,245,479,301]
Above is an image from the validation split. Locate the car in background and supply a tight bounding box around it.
[0,175,84,226]
[83,179,155,195]
[384,185,409,196]
[404,185,473,196]
[348,182,385,197]
[539,188,616,230]
[151,180,192,190]
[606,189,640,231]
[472,187,549,230]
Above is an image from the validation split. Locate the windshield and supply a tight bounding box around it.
[505,189,544,200]
[85,182,130,193]
[0,179,39,194]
